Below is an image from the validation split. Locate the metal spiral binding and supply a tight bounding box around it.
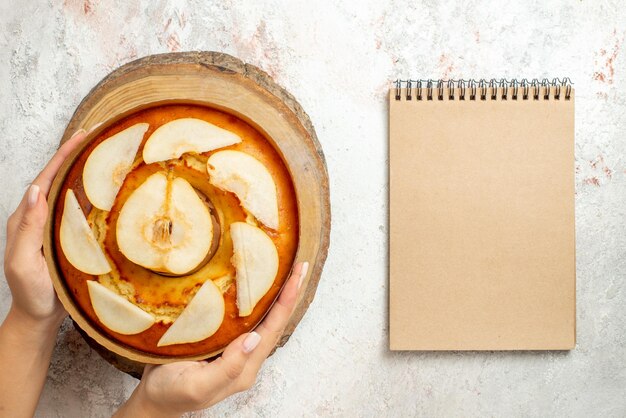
[394,78,573,101]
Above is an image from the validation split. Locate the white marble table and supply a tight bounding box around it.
[1,1,624,417]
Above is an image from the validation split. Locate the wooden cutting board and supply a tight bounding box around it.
[45,51,330,378]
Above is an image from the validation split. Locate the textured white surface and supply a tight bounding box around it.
[1,1,625,417]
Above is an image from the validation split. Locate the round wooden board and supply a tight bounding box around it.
[44,52,330,377]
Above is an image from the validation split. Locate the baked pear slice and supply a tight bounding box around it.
[60,189,111,275]
[231,222,279,317]
[83,123,149,211]
[207,150,279,230]
[157,279,225,347]
[142,118,241,164]
[87,281,155,335]
[116,172,214,275]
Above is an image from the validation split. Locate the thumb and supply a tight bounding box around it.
[14,184,48,255]
[189,331,262,395]
[215,331,261,381]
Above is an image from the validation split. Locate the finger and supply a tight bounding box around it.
[248,262,308,365]
[188,332,262,398]
[6,184,46,252]
[33,128,88,196]
[12,185,48,256]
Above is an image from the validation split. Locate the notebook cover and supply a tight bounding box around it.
[389,86,575,350]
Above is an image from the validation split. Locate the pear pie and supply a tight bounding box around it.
[54,104,298,356]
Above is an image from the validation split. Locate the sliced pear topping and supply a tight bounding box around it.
[157,279,225,346]
[87,281,155,335]
[207,150,279,230]
[231,222,279,317]
[116,172,214,275]
[60,189,111,275]
[83,123,149,211]
[143,118,241,164]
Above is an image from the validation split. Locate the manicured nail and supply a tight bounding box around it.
[27,184,40,208]
[87,122,103,133]
[242,332,261,353]
[70,128,86,139]
[298,262,309,290]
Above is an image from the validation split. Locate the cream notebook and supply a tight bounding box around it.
[389,79,575,350]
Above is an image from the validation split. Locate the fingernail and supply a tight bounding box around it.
[87,122,103,133]
[70,128,86,139]
[242,332,261,353]
[298,262,309,290]
[27,184,40,208]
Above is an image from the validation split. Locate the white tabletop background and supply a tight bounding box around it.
[1,1,625,417]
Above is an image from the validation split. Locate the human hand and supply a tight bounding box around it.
[3,129,88,329]
[115,262,309,418]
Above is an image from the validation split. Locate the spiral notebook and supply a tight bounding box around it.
[389,79,575,350]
